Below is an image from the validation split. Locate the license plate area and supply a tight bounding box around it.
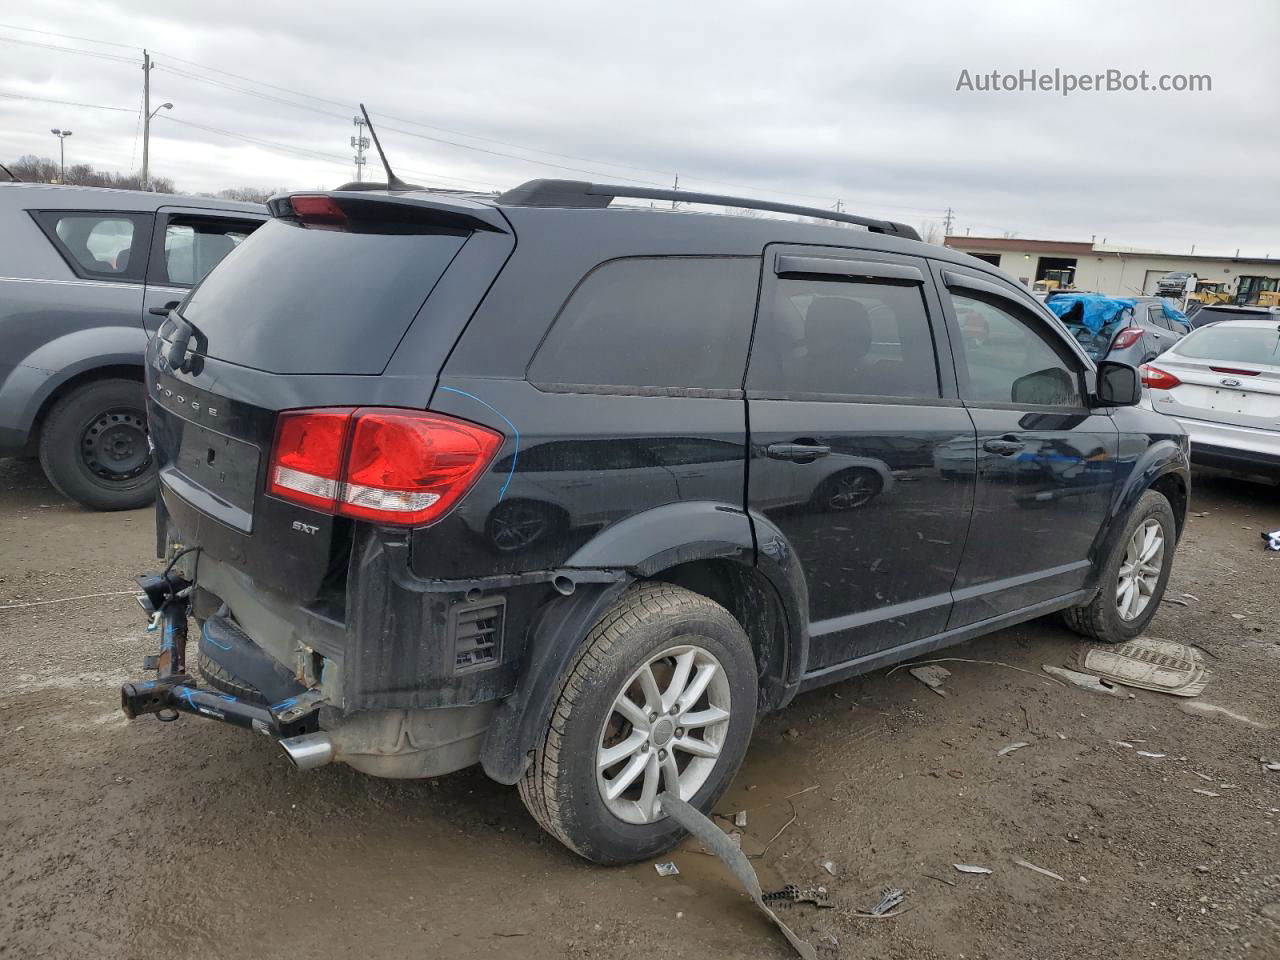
[162,422,261,532]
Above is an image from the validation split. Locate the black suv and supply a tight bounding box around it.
[123,179,1190,864]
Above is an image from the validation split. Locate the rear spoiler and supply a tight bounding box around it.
[267,192,509,234]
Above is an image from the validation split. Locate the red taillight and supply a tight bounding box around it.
[1110,326,1144,350]
[266,408,503,526]
[1140,364,1181,390]
[1209,366,1259,376]
[290,195,348,227]
[267,409,354,511]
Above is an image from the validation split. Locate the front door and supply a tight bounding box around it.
[936,266,1119,625]
[745,246,976,673]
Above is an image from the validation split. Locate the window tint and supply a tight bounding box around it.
[528,257,759,391]
[162,216,260,286]
[748,277,940,398]
[46,213,140,278]
[950,293,1082,406]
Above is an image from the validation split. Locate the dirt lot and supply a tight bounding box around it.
[2,456,1278,960]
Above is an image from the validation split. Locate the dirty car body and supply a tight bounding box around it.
[122,179,1191,862]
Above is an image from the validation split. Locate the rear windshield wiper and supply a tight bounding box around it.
[163,307,206,373]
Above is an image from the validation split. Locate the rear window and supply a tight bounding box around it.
[180,218,468,375]
[528,257,759,393]
[1175,325,1280,364]
[1190,307,1270,328]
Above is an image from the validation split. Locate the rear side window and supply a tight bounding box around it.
[33,211,150,282]
[748,278,941,399]
[1175,325,1280,364]
[528,257,759,393]
[160,216,261,286]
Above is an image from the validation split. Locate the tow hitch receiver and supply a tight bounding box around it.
[119,571,322,738]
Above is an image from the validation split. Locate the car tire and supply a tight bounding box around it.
[196,651,267,704]
[37,378,156,511]
[1062,489,1176,643]
[518,582,757,865]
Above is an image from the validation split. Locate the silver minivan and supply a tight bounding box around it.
[0,183,264,509]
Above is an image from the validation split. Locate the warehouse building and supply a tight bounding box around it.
[943,235,1280,301]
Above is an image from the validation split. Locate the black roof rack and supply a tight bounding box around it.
[496,178,921,240]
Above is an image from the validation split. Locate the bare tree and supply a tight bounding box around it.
[8,155,174,192]
[918,220,942,244]
[204,186,289,203]
[1001,229,1019,239]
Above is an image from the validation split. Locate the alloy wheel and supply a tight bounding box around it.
[1116,518,1164,621]
[595,644,732,824]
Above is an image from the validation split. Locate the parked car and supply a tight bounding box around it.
[120,179,1189,864]
[1186,303,1280,329]
[1155,271,1195,297]
[1045,293,1189,365]
[1141,318,1280,480]
[0,183,266,509]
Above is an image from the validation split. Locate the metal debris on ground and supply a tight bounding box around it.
[1042,665,1130,699]
[892,657,1067,688]
[864,887,905,917]
[954,864,993,875]
[659,793,819,960]
[1262,528,1280,551]
[1192,788,1221,797]
[734,810,748,828]
[1162,597,1190,606]
[1181,593,1200,602]
[1136,751,1167,758]
[1179,701,1274,729]
[997,741,1031,757]
[1014,859,1066,882]
[654,861,680,877]
[820,860,837,876]
[762,884,835,910]
[1082,637,1208,697]
[908,665,951,697]
[1264,759,1280,773]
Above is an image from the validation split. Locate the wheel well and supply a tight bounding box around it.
[31,364,145,447]
[644,559,791,713]
[1150,472,1188,538]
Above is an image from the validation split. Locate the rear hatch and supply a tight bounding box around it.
[1146,323,1280,430]
[147,191,513,601]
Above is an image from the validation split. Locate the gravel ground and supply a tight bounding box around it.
[1,456,1277,960]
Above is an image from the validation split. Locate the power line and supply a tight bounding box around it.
[0,91,137,112]
[0,34,137,64]
[0,22,139,50]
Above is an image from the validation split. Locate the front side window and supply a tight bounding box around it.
[528,257,759,392]
[748,277,940,399]
[950,293,1082,406]
[161,216,261,286]
[39,212,145,280]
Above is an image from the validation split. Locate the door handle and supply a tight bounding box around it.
[766,442,831,462]
[982,438,1024,456]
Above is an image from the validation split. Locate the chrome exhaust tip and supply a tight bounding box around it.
[279,732,334,771]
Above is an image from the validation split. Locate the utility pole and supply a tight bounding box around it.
[943,207,955,236]
[671,174,679,210]
[141,50,151,190]
[50,128,72,182]
[351,115,370,182]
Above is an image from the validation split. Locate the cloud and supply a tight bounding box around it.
[2,0,1277,255]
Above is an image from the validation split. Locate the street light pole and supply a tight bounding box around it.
[50,128,72,183]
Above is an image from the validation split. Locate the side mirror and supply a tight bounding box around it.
[1094,360,1141,407]
[148,300,180,318]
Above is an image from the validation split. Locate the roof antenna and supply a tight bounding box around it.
[359,103,412,191]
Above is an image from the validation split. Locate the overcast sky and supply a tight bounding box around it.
[3,0,1277,255]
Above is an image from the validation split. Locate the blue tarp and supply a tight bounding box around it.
[1160,301,1190,327]
[1046,294,1136,334]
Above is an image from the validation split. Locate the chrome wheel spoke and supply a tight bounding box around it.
[673,734,720,759]
[662,650,695,712]
[605,752,649,800]
[637,665,663,714]
[660,750,682,795]
[637,752,661,819]
[598,730,647,771]
[677,662,717,713]
[613,694,650,730]
[679,705,730,729]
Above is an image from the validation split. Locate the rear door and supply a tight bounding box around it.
[745,246,975,672]
[936,266,1119,625]
[142,207,266,334]
[1139,302,1181,359]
